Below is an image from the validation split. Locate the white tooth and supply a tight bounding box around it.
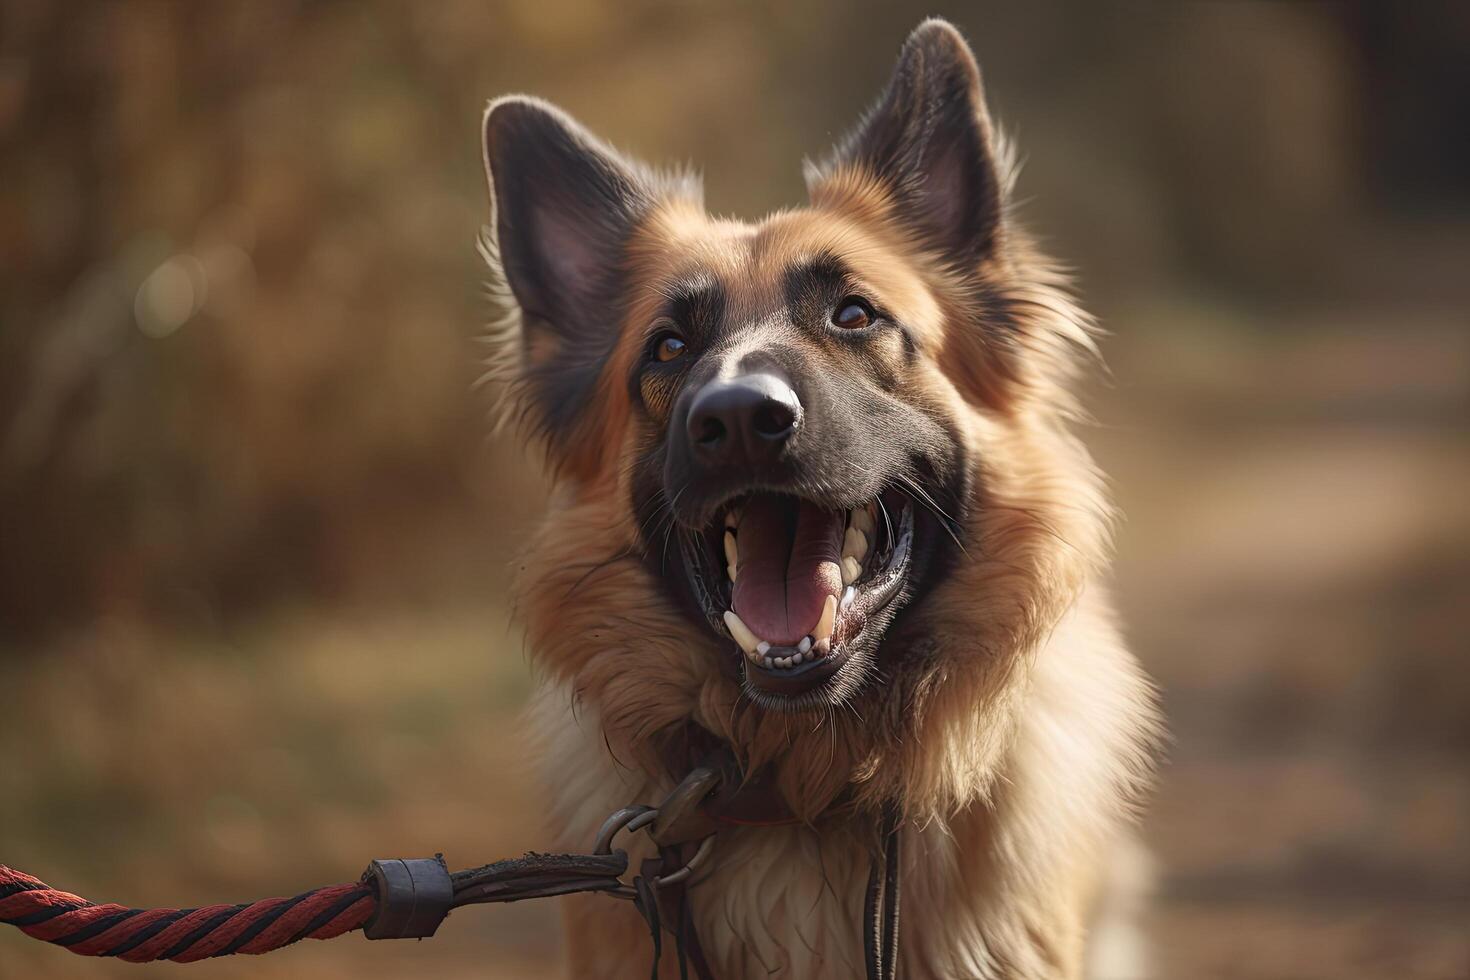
[797,636,812,654]
[724,531,738,573]
[851,507,875,535]
[728,564,737,583]
[763,656,774,669]
[756,641,770,655]
[841,586,856,612]
[791,652,805,665]
[776,656,791,669]
[841,556,862,585]
[842,526,868,562]
[814,593,836,642]
[723,610,760,655]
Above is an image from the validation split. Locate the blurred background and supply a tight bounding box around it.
[1,2,1466,977]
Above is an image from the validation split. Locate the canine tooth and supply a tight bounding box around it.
[797,636,812,654]
[756,641,770,655]
[728,564,737,582]
[814,594,836,642]
[841,556,862,585]
[724,531,738,571]
[813,637,831,657]
[842,526,868,562]
[723,610,760,655]
[851,506,875,535]
[841,585,856,612]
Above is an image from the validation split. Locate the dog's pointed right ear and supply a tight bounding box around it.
[807,19,1006,264]
[481,97,663,474]
[483,97,650,337]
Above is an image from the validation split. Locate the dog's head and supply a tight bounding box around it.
[482,21,1108,801]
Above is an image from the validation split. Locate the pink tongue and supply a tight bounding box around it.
[731,498,844,647]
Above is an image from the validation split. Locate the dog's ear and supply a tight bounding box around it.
[482,97,670,475]
[808,19,1005,264]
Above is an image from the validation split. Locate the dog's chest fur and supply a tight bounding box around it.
[525,594,1153,980]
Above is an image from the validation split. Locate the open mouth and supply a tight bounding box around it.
[679,489,918,706]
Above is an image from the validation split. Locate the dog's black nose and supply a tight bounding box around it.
[686,373,801,466]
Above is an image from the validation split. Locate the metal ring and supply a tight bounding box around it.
[653,834,715,887]
[593,805,657,855]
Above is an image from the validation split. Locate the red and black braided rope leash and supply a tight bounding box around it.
[0,849,635,966]
[0,864,374,963]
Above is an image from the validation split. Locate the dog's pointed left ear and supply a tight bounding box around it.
[808,19,1005,263]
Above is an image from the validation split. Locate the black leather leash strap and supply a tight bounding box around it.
[638,843,716,980]
[863,801,902,980]
[362,850,634,941]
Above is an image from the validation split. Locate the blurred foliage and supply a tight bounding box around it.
[0,2,1467,977]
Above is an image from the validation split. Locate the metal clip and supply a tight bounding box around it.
[649,766,722,846]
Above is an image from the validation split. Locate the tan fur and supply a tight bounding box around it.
[484,91,1160,980]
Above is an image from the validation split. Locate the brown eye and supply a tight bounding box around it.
[654,332,687,362]
[832,298,874,329]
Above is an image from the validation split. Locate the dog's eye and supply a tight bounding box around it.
[653,332,687,363]
[832,298,874,329]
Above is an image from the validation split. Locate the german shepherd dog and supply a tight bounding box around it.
[480,19,1160,979]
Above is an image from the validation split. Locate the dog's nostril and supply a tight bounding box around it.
[752,401,796,439]
[685,372,801,460]
[697,416,726,445]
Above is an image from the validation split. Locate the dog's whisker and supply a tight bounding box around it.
[633,498,670,540]
[652,486,693,575]
[980,503,1087,558]
[895,473,969,556]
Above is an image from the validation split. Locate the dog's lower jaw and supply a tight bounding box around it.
[525,591,1159,980]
